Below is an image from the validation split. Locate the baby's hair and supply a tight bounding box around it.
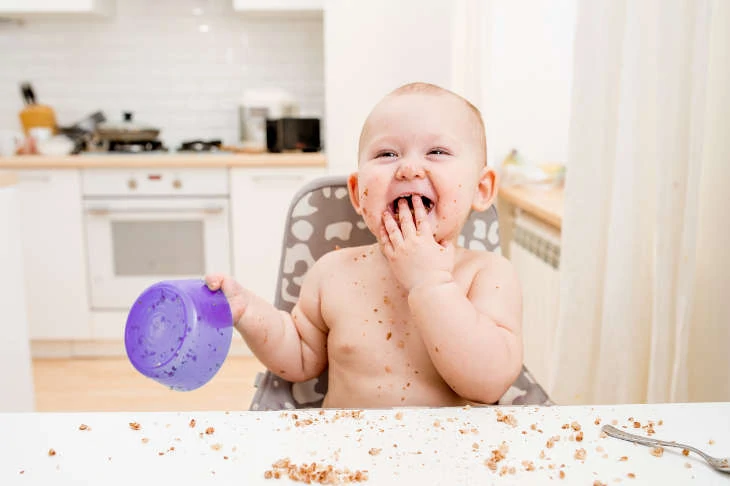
[361,81,487,163]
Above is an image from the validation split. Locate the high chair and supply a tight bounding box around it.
[249,175,552,409]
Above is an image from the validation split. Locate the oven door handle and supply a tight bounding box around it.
[86,206,225,216]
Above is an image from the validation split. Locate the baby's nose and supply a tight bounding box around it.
[395,159,426,180]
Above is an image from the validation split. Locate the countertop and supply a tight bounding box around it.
[0,171,18,188]
[498,183,564,230]
[0,152,326,169]
[1,403,728,485]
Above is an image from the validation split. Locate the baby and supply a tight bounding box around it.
[206,82,523,408]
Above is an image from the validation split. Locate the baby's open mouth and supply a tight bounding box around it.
[391,194,435,216]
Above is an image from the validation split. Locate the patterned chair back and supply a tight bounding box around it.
[249,175,552,410]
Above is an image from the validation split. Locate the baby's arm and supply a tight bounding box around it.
[407,256,523,404]
[205,263,328,382]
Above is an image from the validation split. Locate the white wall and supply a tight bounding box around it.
[0,0,324,150]
[325,0,577,173]
[324,0,454,174]
[484,0,577,167]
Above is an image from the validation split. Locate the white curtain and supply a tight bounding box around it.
[550,0,730,404]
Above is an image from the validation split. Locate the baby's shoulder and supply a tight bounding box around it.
[458,248,519,281]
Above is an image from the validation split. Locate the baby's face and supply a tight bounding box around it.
[352,92,488,243]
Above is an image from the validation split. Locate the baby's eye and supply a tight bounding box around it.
[376,151,397,159]
[428,148,450,156]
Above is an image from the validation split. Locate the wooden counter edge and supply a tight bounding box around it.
[0,153,327,169]
[498,184,563,230]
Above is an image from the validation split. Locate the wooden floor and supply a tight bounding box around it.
[32,356,266,412]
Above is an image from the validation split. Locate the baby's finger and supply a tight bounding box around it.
[379,225,395,258]
[411,196,429,234]
[383,211,404,247]
[205,273,224,291]
[398,198,416,238]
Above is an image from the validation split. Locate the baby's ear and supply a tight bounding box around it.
[347,173,363,215]
[471,166,498,211]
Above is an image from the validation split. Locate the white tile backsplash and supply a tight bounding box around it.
[0,0,324,149]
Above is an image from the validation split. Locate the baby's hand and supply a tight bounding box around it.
[380,196,455,291]
[204,273,250,326]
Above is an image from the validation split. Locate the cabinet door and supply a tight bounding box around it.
[230,168,324,302]
[16,170,90,340]
[0,186,35,411]
[0,0,113,16]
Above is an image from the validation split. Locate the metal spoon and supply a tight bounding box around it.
[602,424,730,473]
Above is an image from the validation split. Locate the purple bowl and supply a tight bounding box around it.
[125,279,233,391]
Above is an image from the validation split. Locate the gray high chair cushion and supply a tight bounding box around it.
[249,176,553,410]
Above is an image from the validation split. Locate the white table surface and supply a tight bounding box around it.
[1,403,728,485]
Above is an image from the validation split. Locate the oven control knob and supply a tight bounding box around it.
[173,179,182,189]
[128,179,137,190]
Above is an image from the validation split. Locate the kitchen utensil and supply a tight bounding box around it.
[239,89,299,151]
[18,82,57,136]
[37,135,76,156]
[602,425,730,473]
[95,111,160,142]
[125,279,233,391]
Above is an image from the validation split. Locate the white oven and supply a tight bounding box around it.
[82,168,231,310]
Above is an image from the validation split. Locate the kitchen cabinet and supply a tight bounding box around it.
[0,181,35,411]
[232,0,322,15]
[230,168,325,304]
[16,170,90,340]
[0,0,113,17]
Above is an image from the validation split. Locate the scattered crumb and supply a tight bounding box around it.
[574,448,587,460]
[576,431,584,442]
[19,470,24,475]
[684,462,692,468]
[619,456,628,462]
[368,448,382,456]
[709,439,716,445]
[78,424,90,431]
[595,418,602,425]
[650,447,664,457]
[522,460,535,471]
[264,458,368,483]
[594,481,607,486]
[211,444,222,451]
[129,422,141,431]
[546,436,560,449]
[205,427,215,435]
[682,449,690,456]
[496,410,518,427]
[627,473,636,479]
[48,448,56,457]
[141,438,150,444]
[571,421,581,431]
[559,470,565,479]
[394,412,403,420]
[189,419,196,428]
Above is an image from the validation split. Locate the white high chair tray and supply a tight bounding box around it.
[1,402,728,485]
